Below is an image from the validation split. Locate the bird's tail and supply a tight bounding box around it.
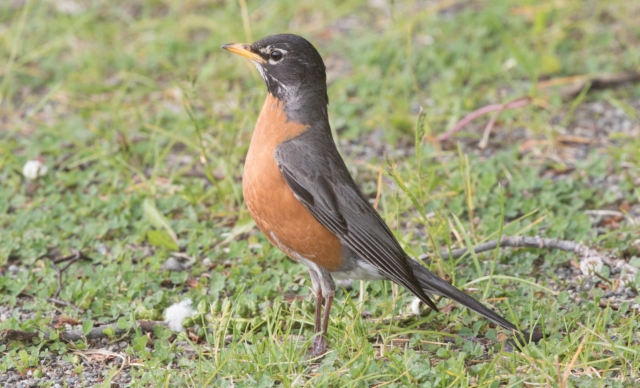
[408,259,528,341]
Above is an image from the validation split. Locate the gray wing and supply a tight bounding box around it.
[275,131,438,310]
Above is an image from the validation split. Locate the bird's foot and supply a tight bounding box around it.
[308,335,328,357]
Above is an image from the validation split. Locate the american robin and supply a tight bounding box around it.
[223,34,525,356]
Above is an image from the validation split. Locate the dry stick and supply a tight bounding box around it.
[420,235,637,278]
[478,108,502,149]
[53,256,82,298]
[51,250,91,265]
[46,297,82,312]
[2,320,163,343]
[562,334,587,385]
[555,71,640,100]
[47,250,92,310]
[436,97,531,143]
[73,348,131,378]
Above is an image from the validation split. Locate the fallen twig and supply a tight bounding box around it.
[47,297,82,312]
[478,108,502,149]
[436,97,531,143]
[551,71,640,100]
[1,330,39,341]
[562,333,587,386]
[597,299,640,313]
[2,320,163,343]
[73,348,131,377]
[51,250,92,266]
[45,250,92,310]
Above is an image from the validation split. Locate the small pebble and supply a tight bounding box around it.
[96,243,108,255]
[163,257,185,271]
[202,258,213,267]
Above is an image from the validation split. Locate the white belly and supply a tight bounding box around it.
[331,260,385,281]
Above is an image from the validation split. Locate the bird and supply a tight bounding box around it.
[222,34,525,356]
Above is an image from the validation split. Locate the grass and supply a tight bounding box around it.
[1,0,640,386]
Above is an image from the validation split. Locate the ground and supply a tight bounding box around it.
[1,0,640,387]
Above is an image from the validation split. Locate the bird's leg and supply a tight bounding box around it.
[310,292,333,357]
[320,294,333,340]
[310,270,335,357]
[313,288,323,334]
[306,267,323,335]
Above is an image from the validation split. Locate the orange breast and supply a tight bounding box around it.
[242,95,344,272]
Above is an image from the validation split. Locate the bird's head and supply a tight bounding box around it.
[222,34,328,114]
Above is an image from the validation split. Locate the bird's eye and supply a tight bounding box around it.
[270,50,283,61]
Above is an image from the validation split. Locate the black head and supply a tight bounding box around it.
[222,34,329,123]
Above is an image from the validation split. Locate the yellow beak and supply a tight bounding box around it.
[221,43,266,63]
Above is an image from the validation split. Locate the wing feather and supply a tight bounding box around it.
[275,141,436,308]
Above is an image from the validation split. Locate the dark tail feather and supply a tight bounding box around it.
[408,260,528,341]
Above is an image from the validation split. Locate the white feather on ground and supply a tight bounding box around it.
[411,297,422,316]
[164,299,197,332]
[23,159,48,180]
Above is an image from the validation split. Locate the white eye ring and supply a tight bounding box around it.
[268,49,286,64]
